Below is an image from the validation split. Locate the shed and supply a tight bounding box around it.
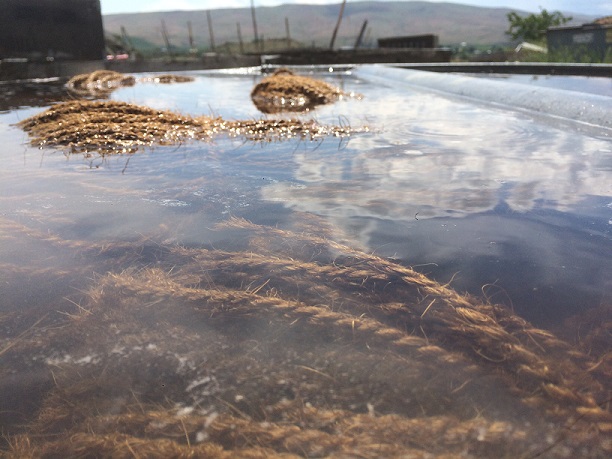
[378,34,439,49]
[547,19,611,62]
[0,0,105,61]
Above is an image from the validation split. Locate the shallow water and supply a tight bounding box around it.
[1,67,610,457]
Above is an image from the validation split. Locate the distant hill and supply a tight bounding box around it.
[102,1,595,50]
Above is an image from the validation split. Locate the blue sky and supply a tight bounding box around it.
[100,1,611,17]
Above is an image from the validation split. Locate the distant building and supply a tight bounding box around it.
[0,0,105,61]
[378,34,439,49]
[547,18,612,62]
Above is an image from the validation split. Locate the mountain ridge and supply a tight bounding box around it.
[102,1,595,49]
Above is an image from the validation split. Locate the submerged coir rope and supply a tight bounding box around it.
[6,405,559,459]
[110,226,610,424]
[1,215,610,458]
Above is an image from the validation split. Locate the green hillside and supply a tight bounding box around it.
[103,1,594,52]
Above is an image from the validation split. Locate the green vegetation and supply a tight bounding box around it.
[530,46,612,64]
[506,8,572,42]
[105,32,156,58]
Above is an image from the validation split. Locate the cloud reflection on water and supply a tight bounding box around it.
[262,90,611,223]
[259,84,611,324]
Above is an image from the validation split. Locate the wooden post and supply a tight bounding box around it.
[329,0,347,50]
[161,19,172,56]
[354,19,368,49]
[237,22,244,54]
[285,17,291,49]
[250,0,260,53]
[363,27,371,47]
[187,21,195,51]
[207,10,216,52]
[120,26,134,54]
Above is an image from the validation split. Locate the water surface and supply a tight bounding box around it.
[1,67,610,457]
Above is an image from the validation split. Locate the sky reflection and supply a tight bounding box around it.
[2,68,610,326]
[262,88,611,221]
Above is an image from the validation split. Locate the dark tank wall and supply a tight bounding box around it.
[0,0,104,61]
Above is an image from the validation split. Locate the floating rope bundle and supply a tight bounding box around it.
[251,68,360,114]
[17,100,365,154]
[66,70,137,97]
[66,70,194,97]
[66,68,355,115]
